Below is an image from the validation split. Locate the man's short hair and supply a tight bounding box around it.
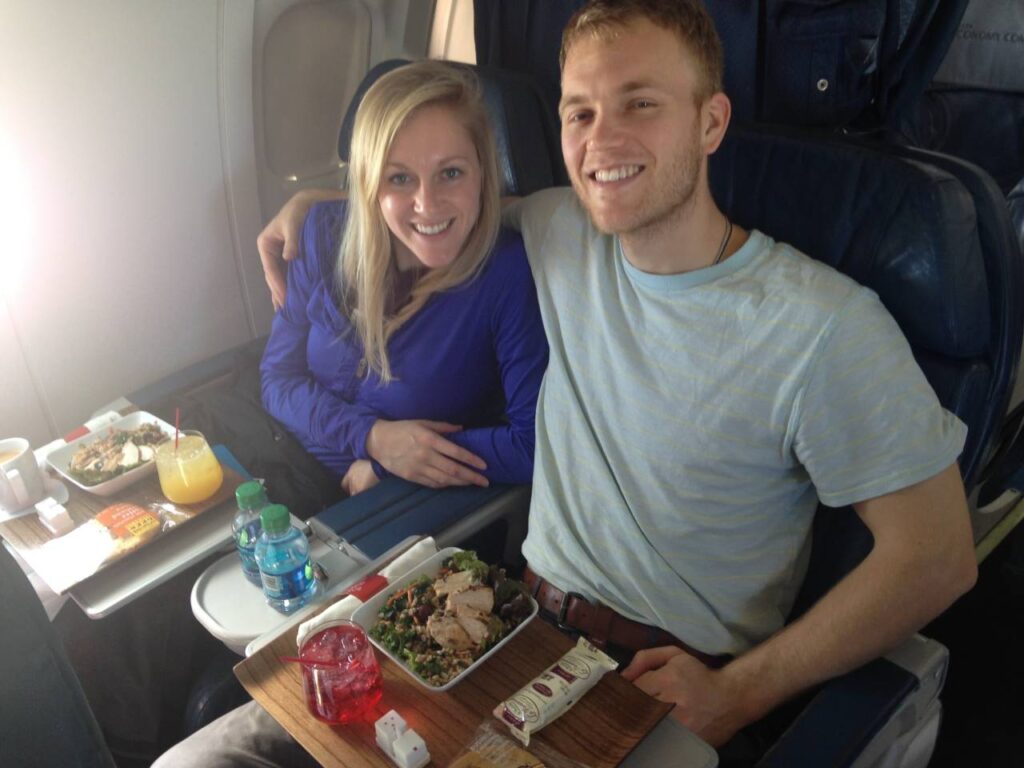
[559,0,724,103]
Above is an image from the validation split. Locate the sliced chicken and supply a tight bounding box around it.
[455,614,502,647]
[434,570,477,597]
[426,612,475,652]
[446,585,495,617]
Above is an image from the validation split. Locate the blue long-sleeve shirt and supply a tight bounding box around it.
[260,201,548,484]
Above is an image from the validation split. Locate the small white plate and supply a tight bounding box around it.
[0,475,69,523]
[46,411,176,497]
[351,547,538,692]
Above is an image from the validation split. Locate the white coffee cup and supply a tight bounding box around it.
[0,438,47,512]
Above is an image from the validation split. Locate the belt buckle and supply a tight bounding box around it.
[556,590,588,632]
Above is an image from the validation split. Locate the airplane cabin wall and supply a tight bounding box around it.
[0,0,434,445]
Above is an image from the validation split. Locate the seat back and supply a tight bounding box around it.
[473,0,969,131]
[709,124,1023,609]
[714,126,1020,490]
[336,59,565,196]
[897,6,1024,483]
[0,545,115,768]
[900,2,1024,195]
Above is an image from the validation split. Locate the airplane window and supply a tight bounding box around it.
[260,1,370,182]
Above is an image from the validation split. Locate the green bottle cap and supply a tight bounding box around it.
[235,481,268,511]
[260,504,290,534]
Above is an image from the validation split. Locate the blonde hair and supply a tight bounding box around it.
[339,60,501,383]
[560,0,724,104]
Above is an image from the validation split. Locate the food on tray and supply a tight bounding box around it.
[494,637,617,747]
[67,423,168,486]
[94,502,163,557]
[369,551,534,687]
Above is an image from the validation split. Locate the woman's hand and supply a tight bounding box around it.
[257,188,345,310]
[341,459,380,496]
[366,419,489,488]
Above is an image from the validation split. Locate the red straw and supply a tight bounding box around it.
[174,407,180,450]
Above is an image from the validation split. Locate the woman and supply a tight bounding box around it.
[260,60,547,496]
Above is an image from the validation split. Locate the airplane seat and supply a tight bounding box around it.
[895,1,1024,509]
[708,123,1023,766]
[898,1,1024,196]
[335,58,566,193]
[1014,178,1024,241]
[0,543,116,768]
[473,0,971,132]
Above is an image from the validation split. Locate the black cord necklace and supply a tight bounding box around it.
[711,218,733,266]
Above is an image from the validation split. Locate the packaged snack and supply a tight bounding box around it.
[95,502,162,557]
[494,637,618,746]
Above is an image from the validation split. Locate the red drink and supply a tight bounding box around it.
[299,620,383,724]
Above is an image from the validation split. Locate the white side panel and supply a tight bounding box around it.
[429,0,475,63]
[252,0,435,221]
[0,0,262,437]
[221,0,274,338]
[253,0,372,220]
[0,301,53,445]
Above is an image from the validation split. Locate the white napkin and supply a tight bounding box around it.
[296,537,439,649]
[378,537,438,580]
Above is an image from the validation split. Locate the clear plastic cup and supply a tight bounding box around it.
[154,430,223,504]
[298,619,383,724]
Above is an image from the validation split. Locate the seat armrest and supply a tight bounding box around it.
[757,635,947,768]
[312,478,530,559]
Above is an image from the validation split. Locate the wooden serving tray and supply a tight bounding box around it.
[236,616,673,767]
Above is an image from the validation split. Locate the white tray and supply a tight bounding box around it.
[351,547,537,692]
[46,411,176,497]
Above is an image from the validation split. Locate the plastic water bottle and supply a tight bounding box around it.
[232,481,268,586]
[254,504,319,613]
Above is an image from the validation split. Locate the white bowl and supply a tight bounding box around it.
[351,547,537,692]
[46,411,176,497]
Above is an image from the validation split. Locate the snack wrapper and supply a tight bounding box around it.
[452,720,587,768]
[494,637,617,746]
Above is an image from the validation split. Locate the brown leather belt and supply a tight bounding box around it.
[524,566,729,668]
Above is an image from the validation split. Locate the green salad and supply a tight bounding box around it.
[370,551,533,686]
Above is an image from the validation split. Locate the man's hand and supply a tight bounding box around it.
[366,419,488,489]
[624,463,977,749]
[341,459,380,496]
[257,188,345,310]
[622,647,747,747]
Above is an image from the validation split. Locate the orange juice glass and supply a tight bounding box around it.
[155,430,223,504]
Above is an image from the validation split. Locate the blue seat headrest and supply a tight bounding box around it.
[711,125,990,358]
[337,59,563,197]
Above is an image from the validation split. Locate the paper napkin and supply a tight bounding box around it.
[296,537,438,649]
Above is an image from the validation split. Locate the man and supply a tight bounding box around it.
[505,1,975,749]
[161,1,975,764]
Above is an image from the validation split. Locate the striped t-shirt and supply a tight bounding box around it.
[506,188,967,656]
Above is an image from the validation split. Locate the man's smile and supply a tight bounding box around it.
[589,164,644,183]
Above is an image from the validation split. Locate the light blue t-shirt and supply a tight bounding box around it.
[506,188,967,655]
